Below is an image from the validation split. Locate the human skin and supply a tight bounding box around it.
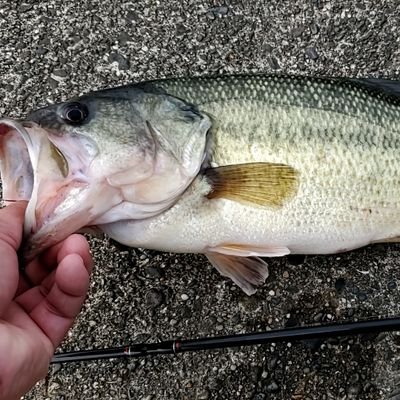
[0,202,93,400]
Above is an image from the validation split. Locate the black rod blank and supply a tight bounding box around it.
[51,317,400,364]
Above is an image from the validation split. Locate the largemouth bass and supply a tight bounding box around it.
[1,75,400,295]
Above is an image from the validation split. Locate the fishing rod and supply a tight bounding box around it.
[51,316,400,364]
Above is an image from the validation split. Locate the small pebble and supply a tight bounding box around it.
[292,26,304,37]
[208,6,229,17]
[20,4,34,12]
[310,23,319,35]
[49,382,60,392]
[206,11,216,20]
[268,290,275,296]
[145,289,164,308]
[283,271,289,279]
[230,313,241,325]
[268,356,278,370]
[263,43,273,53]
[144,266,163,279]
[388,281,397,290]
[50,71,68,84]
[52,68,68,78]
[265,379,279,393]
[47,77,59,88]
[125,10,139,23]
[268,56,280,70]
[305,47,319,60]
[313,312,323,322]
[181,294,189,301]
[261,370,268,379]
[109,51,130,70]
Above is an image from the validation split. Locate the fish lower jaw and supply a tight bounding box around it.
[22,181,123,260]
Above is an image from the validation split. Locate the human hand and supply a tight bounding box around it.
[0,202,93,400]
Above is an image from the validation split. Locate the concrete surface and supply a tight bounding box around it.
[1,0,400,399]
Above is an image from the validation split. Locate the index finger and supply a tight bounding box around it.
[0,202,27,316]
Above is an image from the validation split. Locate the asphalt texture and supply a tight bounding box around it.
[1,1,400,399]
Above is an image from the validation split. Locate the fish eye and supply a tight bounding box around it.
[62,102,89,125]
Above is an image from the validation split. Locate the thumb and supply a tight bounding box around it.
[0,201,27,250]
[0,201,27,316]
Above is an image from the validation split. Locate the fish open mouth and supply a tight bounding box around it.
[0,118,121,260]
[0,119,35,204]
[0,119,70,240]
[0,119,93,259]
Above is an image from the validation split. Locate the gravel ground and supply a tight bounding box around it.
[1,0,400,399]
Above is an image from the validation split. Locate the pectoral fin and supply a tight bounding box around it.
[205,162,298,207]
[206,252,269,296]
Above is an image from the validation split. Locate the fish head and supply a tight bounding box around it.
[0,83,211,259]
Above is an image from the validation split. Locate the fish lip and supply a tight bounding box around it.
[0,118,33,141]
